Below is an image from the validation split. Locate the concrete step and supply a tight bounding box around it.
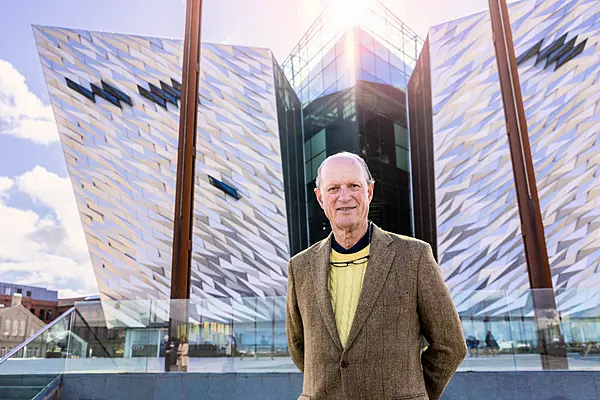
[0,374,57,387]
[0,385,45,399]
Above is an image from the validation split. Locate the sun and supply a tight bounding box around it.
[331,0,371,31]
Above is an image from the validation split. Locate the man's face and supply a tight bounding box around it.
[314,157,374,232]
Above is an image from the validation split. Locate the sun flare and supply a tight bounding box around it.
[331,0,371,31]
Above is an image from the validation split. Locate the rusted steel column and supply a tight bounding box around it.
[165,0,203,372]
[488,0,568,369]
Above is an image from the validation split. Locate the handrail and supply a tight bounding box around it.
[0,307,76,365]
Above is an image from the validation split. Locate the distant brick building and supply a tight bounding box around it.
[0,294,46,357]
[0,282,59,323]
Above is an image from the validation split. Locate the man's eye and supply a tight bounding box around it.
[328,187,338,192]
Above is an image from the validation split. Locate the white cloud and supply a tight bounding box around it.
[0,168,98,299]
[0,59,59,145]
[16,166,88,258]
[0,177,13,192]
[0,177,13,200]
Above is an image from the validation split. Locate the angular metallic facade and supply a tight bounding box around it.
[34,26,292,317]
[410,0,600,314]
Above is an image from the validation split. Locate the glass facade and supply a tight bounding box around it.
[273,60,309,255]
[289,28,416,107]
[304,87,360,243]
[283,6,422,245]
[283,2,423,101]
[357,81,412,238]
[302,81,412,244]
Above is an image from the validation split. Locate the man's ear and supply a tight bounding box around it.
[367,183,374,203]
[314,187,325,209]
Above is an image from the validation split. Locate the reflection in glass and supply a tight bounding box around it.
[323,61,337,92]
[360,48,376,76]
[311,151,327,182]
[396,147,409,171]
[311,129,326,156]
[375,56,391,85]
[394,123,409,148]
[0,291,597,375]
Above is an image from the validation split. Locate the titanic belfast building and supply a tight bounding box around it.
[409,0,600,324]
[35,0,599,336]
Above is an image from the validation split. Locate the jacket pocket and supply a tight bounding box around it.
[394,394,427,400]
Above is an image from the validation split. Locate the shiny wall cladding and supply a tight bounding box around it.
[33,26,291,317]
[427,0,600,314]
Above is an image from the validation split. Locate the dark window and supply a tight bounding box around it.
[39,310,45,320]
[91,84,121,107]
[536,33,567,65]
[160,81,181,99]
[556,39,587,70]
[149,83,177,105]
[171,78,182,92]
[26,291,31,297]
[517,32,587,70]
[102,81,133,106]
[16,288,22,294]
[545,36,577,68]
[208,176,241,200]
[46,311,53,320]
[516,39,543,65]
[138,85,167,109]
[65,77,95,101]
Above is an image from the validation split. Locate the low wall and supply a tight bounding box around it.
[60,371,600,400]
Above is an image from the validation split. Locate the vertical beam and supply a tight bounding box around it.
[488,0,567,369]
[165,0,203,372]
[408,37,438,261]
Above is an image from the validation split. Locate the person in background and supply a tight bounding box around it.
[485,330,499,356]
[177,334,189,372]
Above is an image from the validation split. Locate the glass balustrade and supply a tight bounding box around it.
[1,289,598,375]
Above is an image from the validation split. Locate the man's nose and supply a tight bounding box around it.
[338,186,352,201]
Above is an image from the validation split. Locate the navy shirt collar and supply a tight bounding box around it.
[331,222,373,254]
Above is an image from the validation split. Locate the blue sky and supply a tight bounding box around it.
[0,0,488,298]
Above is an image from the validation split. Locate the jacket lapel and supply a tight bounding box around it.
[310,234,344,353]
[344,226,395,351]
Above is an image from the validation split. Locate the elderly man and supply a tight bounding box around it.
[286,152,466,400]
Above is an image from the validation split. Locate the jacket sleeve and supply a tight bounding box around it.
[417,243,467,400]
[286,259,305,373]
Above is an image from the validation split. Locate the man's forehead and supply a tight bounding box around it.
[321,156,361,171]
[320,157,365,183]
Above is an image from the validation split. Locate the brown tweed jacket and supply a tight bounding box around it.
[286,226,466,400]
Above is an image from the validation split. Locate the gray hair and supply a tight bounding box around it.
[315,152,375,188]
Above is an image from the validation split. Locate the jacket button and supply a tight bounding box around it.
[340,361,349,368]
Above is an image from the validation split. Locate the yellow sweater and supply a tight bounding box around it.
[329,245,370,348]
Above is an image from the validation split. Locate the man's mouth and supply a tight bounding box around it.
[337,206,356,211]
